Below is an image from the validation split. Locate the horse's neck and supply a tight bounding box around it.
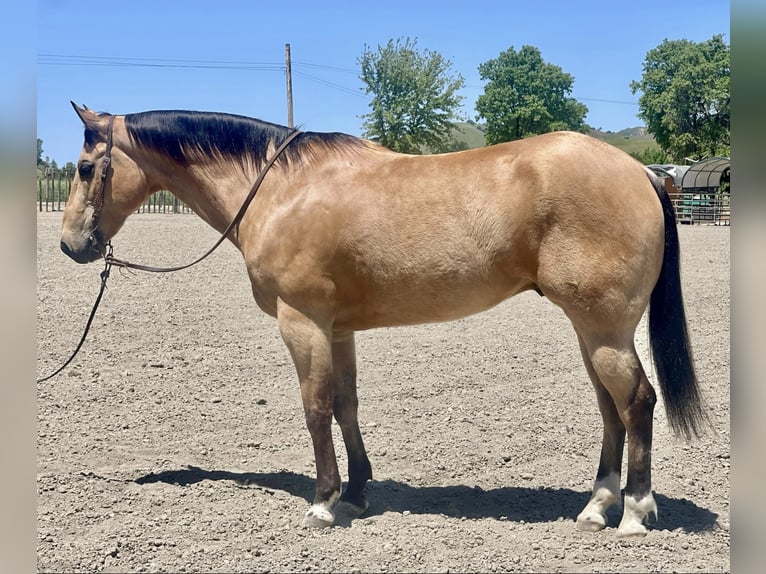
[148,156,257,241]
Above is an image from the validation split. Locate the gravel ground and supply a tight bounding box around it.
[36,211,730,573]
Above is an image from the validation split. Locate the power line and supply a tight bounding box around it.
[464,83,637,106]
[292,61,358,74]
[293,71,369,99]
[38,54,637,107]
[38,54,362,77]
[37,53,368,99]
[38,53,283,67]
[37,54,358,74]
[37,53,285,71]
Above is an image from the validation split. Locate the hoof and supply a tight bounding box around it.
[301,505,335,529]
[575,513,607,532]
[616,523,649,538]
[576,473,620,533]
[616,493,657,538]
[335,498,369,518]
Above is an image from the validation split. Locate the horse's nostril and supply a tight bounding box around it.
[60,240,90,263]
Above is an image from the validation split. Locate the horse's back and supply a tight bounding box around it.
[249,131,664,332]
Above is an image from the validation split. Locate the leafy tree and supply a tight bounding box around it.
[359,37,465,154]
[37,138,44,166]
[475,45,588,144]
[630,146,669,165]
[630,35,730,162]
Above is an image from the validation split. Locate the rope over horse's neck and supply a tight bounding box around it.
[105,127,302,273]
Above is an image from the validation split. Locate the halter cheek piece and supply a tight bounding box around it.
[89,115,115,251]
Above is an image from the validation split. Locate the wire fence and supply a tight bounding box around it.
[36,167,194,214]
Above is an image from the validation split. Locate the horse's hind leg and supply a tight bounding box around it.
[331,333,373,515]
[578,330,658,537]
[575,334,625,532]
[277,299,340,528]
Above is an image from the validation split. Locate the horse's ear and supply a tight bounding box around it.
[71,101,111,132]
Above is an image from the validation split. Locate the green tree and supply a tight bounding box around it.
[630,35,730,162]
[475,45,588,145]
[630,146,669,165]
[37,138,44,166]
[359,37,465,154]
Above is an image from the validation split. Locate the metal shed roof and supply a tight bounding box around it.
[681,157,730,190]
[646,164,690,188]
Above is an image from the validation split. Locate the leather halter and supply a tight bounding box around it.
[90,115,115,240]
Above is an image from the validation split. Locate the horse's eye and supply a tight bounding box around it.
[78,160,95,179]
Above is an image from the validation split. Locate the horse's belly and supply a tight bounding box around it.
[333,274,533,331]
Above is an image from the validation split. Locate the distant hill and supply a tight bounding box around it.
[449,121,486,149]
[588,127,661,156]
[614,127,649,137]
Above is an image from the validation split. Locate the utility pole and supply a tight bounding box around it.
[285,43,294,128]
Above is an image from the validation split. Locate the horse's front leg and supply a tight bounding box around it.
[277,298,340,528]
[331,332,373,515]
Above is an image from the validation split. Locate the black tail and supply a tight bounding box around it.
[647,173,710,440]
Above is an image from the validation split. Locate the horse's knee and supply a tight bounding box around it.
[333,367,357,396]
[304,405,333,435]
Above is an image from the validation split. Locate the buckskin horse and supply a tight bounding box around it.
[59,103,707,536]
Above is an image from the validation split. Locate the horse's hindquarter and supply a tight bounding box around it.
[524,133,665,329]
[244,132,664,332]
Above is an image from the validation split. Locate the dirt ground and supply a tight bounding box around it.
[36,211,730,573]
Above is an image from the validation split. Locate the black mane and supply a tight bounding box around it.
[124,110,363,170]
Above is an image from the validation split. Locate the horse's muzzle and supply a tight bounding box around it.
[60,234,104,264]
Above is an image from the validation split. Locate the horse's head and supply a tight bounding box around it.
[61,103,151,263]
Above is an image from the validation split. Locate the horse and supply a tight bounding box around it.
[59,102,707,537]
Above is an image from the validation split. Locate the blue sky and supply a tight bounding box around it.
[37,0,729,165]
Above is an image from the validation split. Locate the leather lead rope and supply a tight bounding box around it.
[36,245,114,383]
[37,128,301,383]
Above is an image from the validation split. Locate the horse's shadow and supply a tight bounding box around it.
[135,466,718,533]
